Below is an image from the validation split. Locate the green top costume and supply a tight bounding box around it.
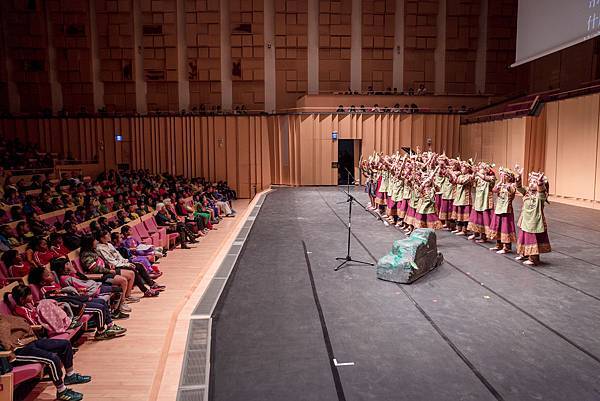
[440,176,454,200]
[453,174,473,206]
[402,183,412,200]
[494,185,515,215]
[517,187,547,233]
[416,188,436,214]
[409,188,419,209]
[387,176,396,197]
[473,176,495,212]
[391,178,404,202]
[379,171,389,193]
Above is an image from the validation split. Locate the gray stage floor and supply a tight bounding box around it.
[209,187,600,401]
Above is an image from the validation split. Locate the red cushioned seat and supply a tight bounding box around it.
[144,217,173,248]
[133,223,160,246]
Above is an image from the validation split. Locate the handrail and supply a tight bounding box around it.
[528,96,541,115]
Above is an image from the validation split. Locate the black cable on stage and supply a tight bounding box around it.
[444,258,600,366]
[301,240,347,401]
[396,284,505,401]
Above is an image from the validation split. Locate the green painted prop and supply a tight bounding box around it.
[376,228,443,284]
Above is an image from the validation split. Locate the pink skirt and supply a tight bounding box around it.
[517,230,551,256]
[467,209,493,234]
[386,198,399,216]
[452,204,471,222]
[438,199,454,220]
[487,212,517,244]
[397,199,409,219]
[374,176,387,205]
[404,206,416,226]
[413,212,442,229]
[434,194,442,214]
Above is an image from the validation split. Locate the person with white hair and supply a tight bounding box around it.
[155,202,195,249]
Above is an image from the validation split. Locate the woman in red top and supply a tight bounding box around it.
[49,233,70,258]
[1,249,32,278]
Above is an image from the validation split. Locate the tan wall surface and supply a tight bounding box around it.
[459,117,526,169]
[272,113,461,185]
[461,94,600,207]
[544,94,600,203]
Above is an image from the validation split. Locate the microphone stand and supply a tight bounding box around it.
[334,167,375,271]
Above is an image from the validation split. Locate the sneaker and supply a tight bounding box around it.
[111,311,130,320]
[144,289,159,297]
[64,373,92,385]
[57,388,83,401]
[467,234,477,240]
[489,246,501,251]
[496,249,509,254]
[107,325,127,336]
[94,330,117,341]
[125,296,141,303]
[523,260,536,266]
[68,320,83,330]
[515,255,526,261]
[120,304,132,312]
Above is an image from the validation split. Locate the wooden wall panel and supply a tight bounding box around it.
[554,95,599,201]
[272,113,462,186]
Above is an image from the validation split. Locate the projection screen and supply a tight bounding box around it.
[513,0,600,67]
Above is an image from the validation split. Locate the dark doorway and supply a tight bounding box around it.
[338,139,355,185]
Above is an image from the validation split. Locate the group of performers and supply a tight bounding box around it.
[360,151,552,266]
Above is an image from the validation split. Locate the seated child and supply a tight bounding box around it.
[28,266,127,341]
[1,249,32,278]
[0,313,90,401]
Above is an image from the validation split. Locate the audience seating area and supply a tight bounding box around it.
[0,157,238,400]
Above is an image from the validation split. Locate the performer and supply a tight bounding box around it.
[384,176,397,223]
[487,167,517,253]
[515,169,551,265]
[450,160,474,236]
[412,171,443,230]
[437,157,455,230]
[397,166,412,228]
[467,162,496,243]
[403,172,420,234]
[374,156,389,213]
[360,157,377,210]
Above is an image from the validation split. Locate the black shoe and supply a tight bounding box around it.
[57,388,83,401]
[181,244,190,249]
[111,311,130,320]
[64,373,92,385]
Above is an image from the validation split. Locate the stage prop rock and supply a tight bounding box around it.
[376,228,443,284]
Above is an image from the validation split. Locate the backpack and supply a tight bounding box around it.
[36,299,71,336]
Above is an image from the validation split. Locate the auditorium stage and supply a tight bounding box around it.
[208,187,600,401]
